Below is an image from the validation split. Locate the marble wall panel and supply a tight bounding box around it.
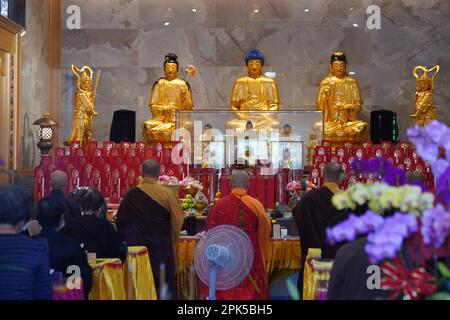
[60,0,450,143]
[21,0,50,168]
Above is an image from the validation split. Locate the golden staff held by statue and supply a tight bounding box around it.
[65,64,100,147]
[410,65,439,126]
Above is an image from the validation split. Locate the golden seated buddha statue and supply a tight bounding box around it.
[142,53,193,144]
[316,52,368,144]
[227,49,280,131]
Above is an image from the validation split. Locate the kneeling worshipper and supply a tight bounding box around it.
[198,170,271,300]
[116,159,184,300]
[36,196,93,299]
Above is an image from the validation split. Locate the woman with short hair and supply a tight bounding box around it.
[61,188,127,262]
[0,186,52,300]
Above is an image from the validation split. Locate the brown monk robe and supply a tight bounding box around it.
[116,160,184,300]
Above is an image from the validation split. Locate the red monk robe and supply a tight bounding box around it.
[199,188,271,300]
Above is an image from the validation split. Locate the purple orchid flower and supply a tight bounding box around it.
[421,204,450,249]
[436,167,450,206]
[424,120,448,145]
[365,213,418,264]
[382,167,407,186]
[369,157,392,177]
[407,124,440,163]
[326,211,384,245]
[351,159,370,176]
[432,159,449,180]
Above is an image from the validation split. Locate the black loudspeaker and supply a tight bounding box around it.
[8,0,26,28]
[110,110,136,143]
[370,110,398,144]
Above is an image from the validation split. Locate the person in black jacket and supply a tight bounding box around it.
[39,171,82,221]
[36,196,92,299]
[293,163,345,298]
[327,237,386,300]
[61,188,127,262]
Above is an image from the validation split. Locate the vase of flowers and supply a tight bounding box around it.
[326,120,450,300]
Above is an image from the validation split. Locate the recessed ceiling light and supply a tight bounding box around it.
[349,71,356,75]
[304,9,310,12]
[254,9,259,13]
[164,22,170,26]
[192,9,197,12]
[353,23,359,27]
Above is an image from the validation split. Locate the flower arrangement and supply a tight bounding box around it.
[286,181,302,191]
[179,176,203,191]
[326,120,450,300]
[332,182,435,214]
[185,64,197,77]
[286,179,316,209]
[158,175,179,185]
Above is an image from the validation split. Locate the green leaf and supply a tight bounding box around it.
[428,292,450,300]
[438,263,450,278]
[286,278,300,300]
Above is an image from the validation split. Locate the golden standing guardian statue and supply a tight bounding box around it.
[316,52,368,144]
[142,53,193,144]
[228,49,280,131]
[65,65,100,147]
[410,65,439,126]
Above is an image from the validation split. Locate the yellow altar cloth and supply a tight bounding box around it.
[176,236,301,299]
[89,258,126,300]
[124,246,157,300]
[303,248,333,300]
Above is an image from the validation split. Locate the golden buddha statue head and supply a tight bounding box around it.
[164,52,179,80]
[245,49,265,78]
[329,51,348,78]
[413,65,439,92]
[282,124,292,136]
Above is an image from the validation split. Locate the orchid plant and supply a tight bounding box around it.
[326,120,450,300]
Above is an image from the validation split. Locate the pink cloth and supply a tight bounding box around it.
[52,285,85,300]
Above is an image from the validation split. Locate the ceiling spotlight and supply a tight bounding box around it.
[349,71,356,75]
[353,23,359,27]
[192,9,197,12]
[164,22,170,26]
[254,9,259,13]
[304,9,310,12]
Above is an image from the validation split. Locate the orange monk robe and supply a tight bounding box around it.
[231,188,271,263]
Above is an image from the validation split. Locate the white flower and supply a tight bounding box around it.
[379,187,403,210]
[350,184,371,206]
[332,192,355,210]
[369,182,389,198]
[399,185,422,212]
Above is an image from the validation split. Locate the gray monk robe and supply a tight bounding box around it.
[116,177,184,299]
